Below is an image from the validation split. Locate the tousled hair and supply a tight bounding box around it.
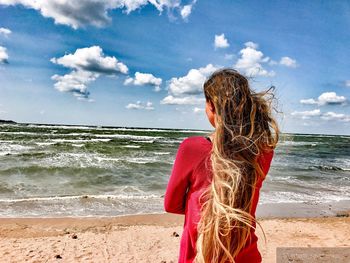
[195,68,279,263]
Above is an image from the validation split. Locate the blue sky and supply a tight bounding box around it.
[0,0,349,135]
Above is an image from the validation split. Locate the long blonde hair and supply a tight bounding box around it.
[195,68,279,262]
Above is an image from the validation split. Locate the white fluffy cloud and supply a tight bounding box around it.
[0,27,11,36]
[321,112,350,122]
[51,46,128,74]
[51,70,98,100]
[279,56,297,68]
[168,64,217,96]
[51,46,128,100]
[300,92,347,106]
[0,27,11,64]
[214,33,229,49]
[161,64,217,105]
[0,0,190,29]
[180,1,195,19]
[126,101,154,110]
[161,95,205,105]
[234,42,275,77]
[291,109,321,119]
[345,80,350,87]
[124,72,162,92]
[291,109,350,122]
[0,46,9,64]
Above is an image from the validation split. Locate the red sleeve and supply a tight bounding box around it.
[164,138,194,215]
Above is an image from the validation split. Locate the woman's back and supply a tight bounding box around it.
[164,135,274,263]
[165,68,279,262]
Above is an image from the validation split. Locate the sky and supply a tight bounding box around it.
[0,0,349,135]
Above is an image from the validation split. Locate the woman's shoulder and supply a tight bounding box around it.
[180,136,211,148]
[177,136,211,157]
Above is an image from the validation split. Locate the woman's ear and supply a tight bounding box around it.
[205,100,216,128]
[209,100,215,113]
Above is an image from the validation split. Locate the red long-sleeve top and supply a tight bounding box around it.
[164,136,274,263]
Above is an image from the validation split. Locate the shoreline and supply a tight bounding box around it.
[1,199,350,219]
[0,213,349,262]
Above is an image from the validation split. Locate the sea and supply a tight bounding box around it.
[0,123,349,217]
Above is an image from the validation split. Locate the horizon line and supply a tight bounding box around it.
[1,119,349,137]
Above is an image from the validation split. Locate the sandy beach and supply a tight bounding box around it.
[0,212,349,263]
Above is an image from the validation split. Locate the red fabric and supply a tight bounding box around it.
[164,136,274,263]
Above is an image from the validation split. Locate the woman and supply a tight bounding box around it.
[164,68,279,262]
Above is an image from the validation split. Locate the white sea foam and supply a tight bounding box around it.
[131,140,155,143]
[35,142,56,146]
[92,134,162,140]
[72,143,85,147]
[51,138,112,143]
[125,157,159,164]
[0,131,40,136]
[27,124,95,130]
[0,143,33,156]
[107,128,209,133]
[161,139,184,144]
[153,152,171,155]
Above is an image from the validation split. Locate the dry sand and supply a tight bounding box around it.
[0,213,349,263]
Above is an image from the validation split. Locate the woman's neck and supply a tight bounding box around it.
[208,131,215,142]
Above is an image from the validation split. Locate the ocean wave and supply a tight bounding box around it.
[30,152,164,168]
[58,133,163,140]
[0,140,16,143]
[291,134,340,138]
[0,193,162,203]
[44,153,118,168]
[24,124,210,134]
[0,143,33,156]
[260,190,350,204]
[0,131,40,136]
[309,165,349,171]
[92,134,162,140]
[113,128,209,133]
[51,138,112,143]
[264,174,350,194]
[35,142,56,146]
[26,124,95,130]
[279,141,319,146]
